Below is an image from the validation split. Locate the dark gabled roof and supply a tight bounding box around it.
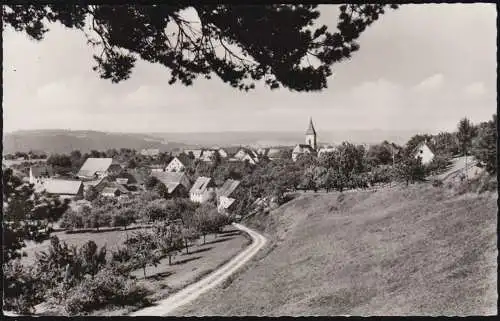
[305,118,316,135]
[217,179,240,198]
[190,176,215,194]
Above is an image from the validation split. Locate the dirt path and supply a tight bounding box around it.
[129,223,267,316]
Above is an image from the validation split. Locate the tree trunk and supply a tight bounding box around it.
[168,254,172,266]
[185,239,189,254]
[143,266,146,278]
[203,234,206,244]
[465,153,469,183]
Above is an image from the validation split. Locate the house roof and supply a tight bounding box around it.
[267,148,282,158]
[77,158,113,177]
[217,179,240,198]
[140,149,160,156]
[151,171,189,193]
[219,196,236,210]
[30,165,54,178]
[293,144,315,153]
[184,149,203,159]
[101,183,129,194]
[41,179,82,195]
[190,176,215,194]
[305,118,316,135]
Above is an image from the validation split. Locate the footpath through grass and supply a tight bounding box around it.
[173,183,497,316]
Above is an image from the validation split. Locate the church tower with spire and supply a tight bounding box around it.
[305,117,317,150]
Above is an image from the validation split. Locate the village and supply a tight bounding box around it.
[3,118,439,216]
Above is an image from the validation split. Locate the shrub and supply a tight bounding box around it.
[63,267,151,315]
[431,178,444,187]
[3,261,44,314]
[59,208,84,229]
[425,155,452,176]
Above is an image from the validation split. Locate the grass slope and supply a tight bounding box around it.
[174,183,497,316]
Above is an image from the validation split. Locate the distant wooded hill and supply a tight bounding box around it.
[3,129,418,154]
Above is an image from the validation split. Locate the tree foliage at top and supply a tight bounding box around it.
[3,4,398,91]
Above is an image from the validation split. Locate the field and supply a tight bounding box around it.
[173,182,497,316]
[22,225,251,316]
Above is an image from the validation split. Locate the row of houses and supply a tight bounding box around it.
[28,156,243,214]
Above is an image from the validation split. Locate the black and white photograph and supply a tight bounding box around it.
[2,3,497,316]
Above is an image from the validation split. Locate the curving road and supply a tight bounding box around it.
[130,222,267,316]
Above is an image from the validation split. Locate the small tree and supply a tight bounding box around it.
[180,226,201,254]
[125,230,161,278]
[472,114,497,175]
[394,155,426,186]
[192,203,218,244]
[153,223,184,265]
[457,117,478,181]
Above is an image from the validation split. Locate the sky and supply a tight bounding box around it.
[2,4,497,134]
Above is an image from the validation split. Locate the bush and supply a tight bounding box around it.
[59,208,84,229]
[431,178,444,187]
[63,267,151,315]
[3,261,44,314]
[425,155,452,176]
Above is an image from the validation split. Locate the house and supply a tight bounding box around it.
[140,148,160,158]
[231,148,259,165]
[37,179,84,200]
[184,149,203,160]
[29,165,54,184]
[189,176,216,203]
[77,158,117,179]
[101,185,129,198]
[151,171,191,197]
[414,141,435,165]
[292,144,316,162]
[200,149,221,162]
[218,148,228,158]
[165,156,187,172]
[118,168,150,191]
[216,179,241,214]
[82,176,110,193]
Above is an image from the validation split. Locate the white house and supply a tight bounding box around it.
[414,142,435,165]
[200,150,217,162]
[189,176,216,203]
[218,148,228,158]
[165,157,186,172]
[232,148,259,164]
[292,144,315,162]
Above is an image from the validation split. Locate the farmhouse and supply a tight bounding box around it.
[82,176,110,193]
[151,171,191,197]
[101,185,129,198]
[216,179,241,214]
[77,158,121,179]
[140,148,160,158]
[292,144,316,162]
[414,141,435,165]
[258,148,283,160]
[231,148,259,165]
[165,155,191,172]
[189,176,216,203]
[200,149,218,162]
[218,148,228,158]
[37,179,84,200]
[29,165,54,184]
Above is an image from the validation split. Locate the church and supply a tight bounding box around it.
[292,118,318,162]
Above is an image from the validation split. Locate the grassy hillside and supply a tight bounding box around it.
[173,183,497,316]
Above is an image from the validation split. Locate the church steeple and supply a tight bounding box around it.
[305,117,317,150]
[305,117,316,135]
